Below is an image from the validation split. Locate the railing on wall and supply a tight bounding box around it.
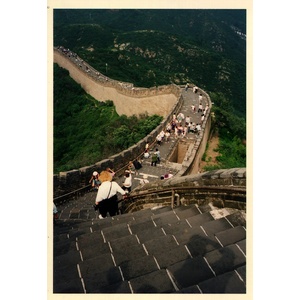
[120,185,246,213]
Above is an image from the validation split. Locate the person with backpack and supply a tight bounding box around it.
[151,152,158,166]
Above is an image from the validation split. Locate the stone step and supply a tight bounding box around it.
[53,239,77,257]
[186,211,215,227]
[167,255,215,289]
[129,269,176,293]
[153,244,191,269]
[173,204,202,219]
[82,266,123,293]
[184,233,222,257]
[120,255,159,280]
[53,203,247,293]
[215,225,246,247]
[78,252,115,277]
[204,244,246,276]
[112,243,148,266]
[198,270,246,293]
[201,217,233,236]
[143,234,179,256]
[101,222,132,241]
[135,226,166,244]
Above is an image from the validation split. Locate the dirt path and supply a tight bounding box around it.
[199,134,220,172]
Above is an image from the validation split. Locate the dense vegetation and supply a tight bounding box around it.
[203,92,246,170]
[54,9,246,116]
[53,64,162,173]
[53,9,247,172]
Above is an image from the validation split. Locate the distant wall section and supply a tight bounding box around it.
[53,49,178,117]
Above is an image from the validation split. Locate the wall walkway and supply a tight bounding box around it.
[53,47,212,198]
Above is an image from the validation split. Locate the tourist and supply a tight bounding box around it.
[94,171,127,219]
[198,93,203,104]
[144,149,150,159]
[154,148,161,164]
[151,152,158,166]
[133,159,142,174]
[89,171,100,190]
[198,103,203,113]
[185,115,191,125]
[122,171,133,193]
[165,131,170,142]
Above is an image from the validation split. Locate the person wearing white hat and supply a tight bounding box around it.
[89,171,100,190]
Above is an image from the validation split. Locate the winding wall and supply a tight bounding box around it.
[52,47,211,198]
[54,49,179,117]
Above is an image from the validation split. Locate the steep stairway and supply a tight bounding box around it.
[53,200,246,294]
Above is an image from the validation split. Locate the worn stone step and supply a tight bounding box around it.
[152,210,179,226]
[53,264,81,292]
[109,234,140,252]
[143,234,179,256]
[76,231,105,249]
[53,276,83,293]
[236,239,246,255]
[175,285,201,293]
[215,225,246,247]
[54,239,77,257]
[120,255,159,280]
[173,204,201,219]
[161,219,192,235]
[78,252,115,277]
[152,206,173,214]
[83,266,123,293]
[153,244,191,269]
[236,265,246,283]
[96,281,131,293]
[80,243,111,261]
[184,233,222,257]
[112,243,148,266]
[167,256,215,289]
[204,244,246,276]
[90,218,115,232]
[54,249,82,270]
[128,218,156,234]
[201,217,233,236]
[101,222,131,241]
[198,270,246,293]
[129,269,176,293]
[186,211,215,227]
[67,226,93,240]
[135,226,166,244]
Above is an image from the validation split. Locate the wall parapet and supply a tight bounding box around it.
[54,47,182,99]
[123,168,246,213]
[53,47,186,197]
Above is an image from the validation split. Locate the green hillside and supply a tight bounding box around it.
[54,9,246,116]
[53,9,247,173]
[53,64,162,173]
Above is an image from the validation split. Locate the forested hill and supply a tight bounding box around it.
[54,9,246,117]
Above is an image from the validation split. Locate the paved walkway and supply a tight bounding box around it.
[110,87,209,191]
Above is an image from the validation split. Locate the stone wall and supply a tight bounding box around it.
[53,80,184,198]
[52,47,211,198]
[54,49,180,117]
[124,168,246,213]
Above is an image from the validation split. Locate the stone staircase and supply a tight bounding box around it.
[53,199,246,294]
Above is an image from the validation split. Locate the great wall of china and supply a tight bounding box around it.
[53,47,215,199]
